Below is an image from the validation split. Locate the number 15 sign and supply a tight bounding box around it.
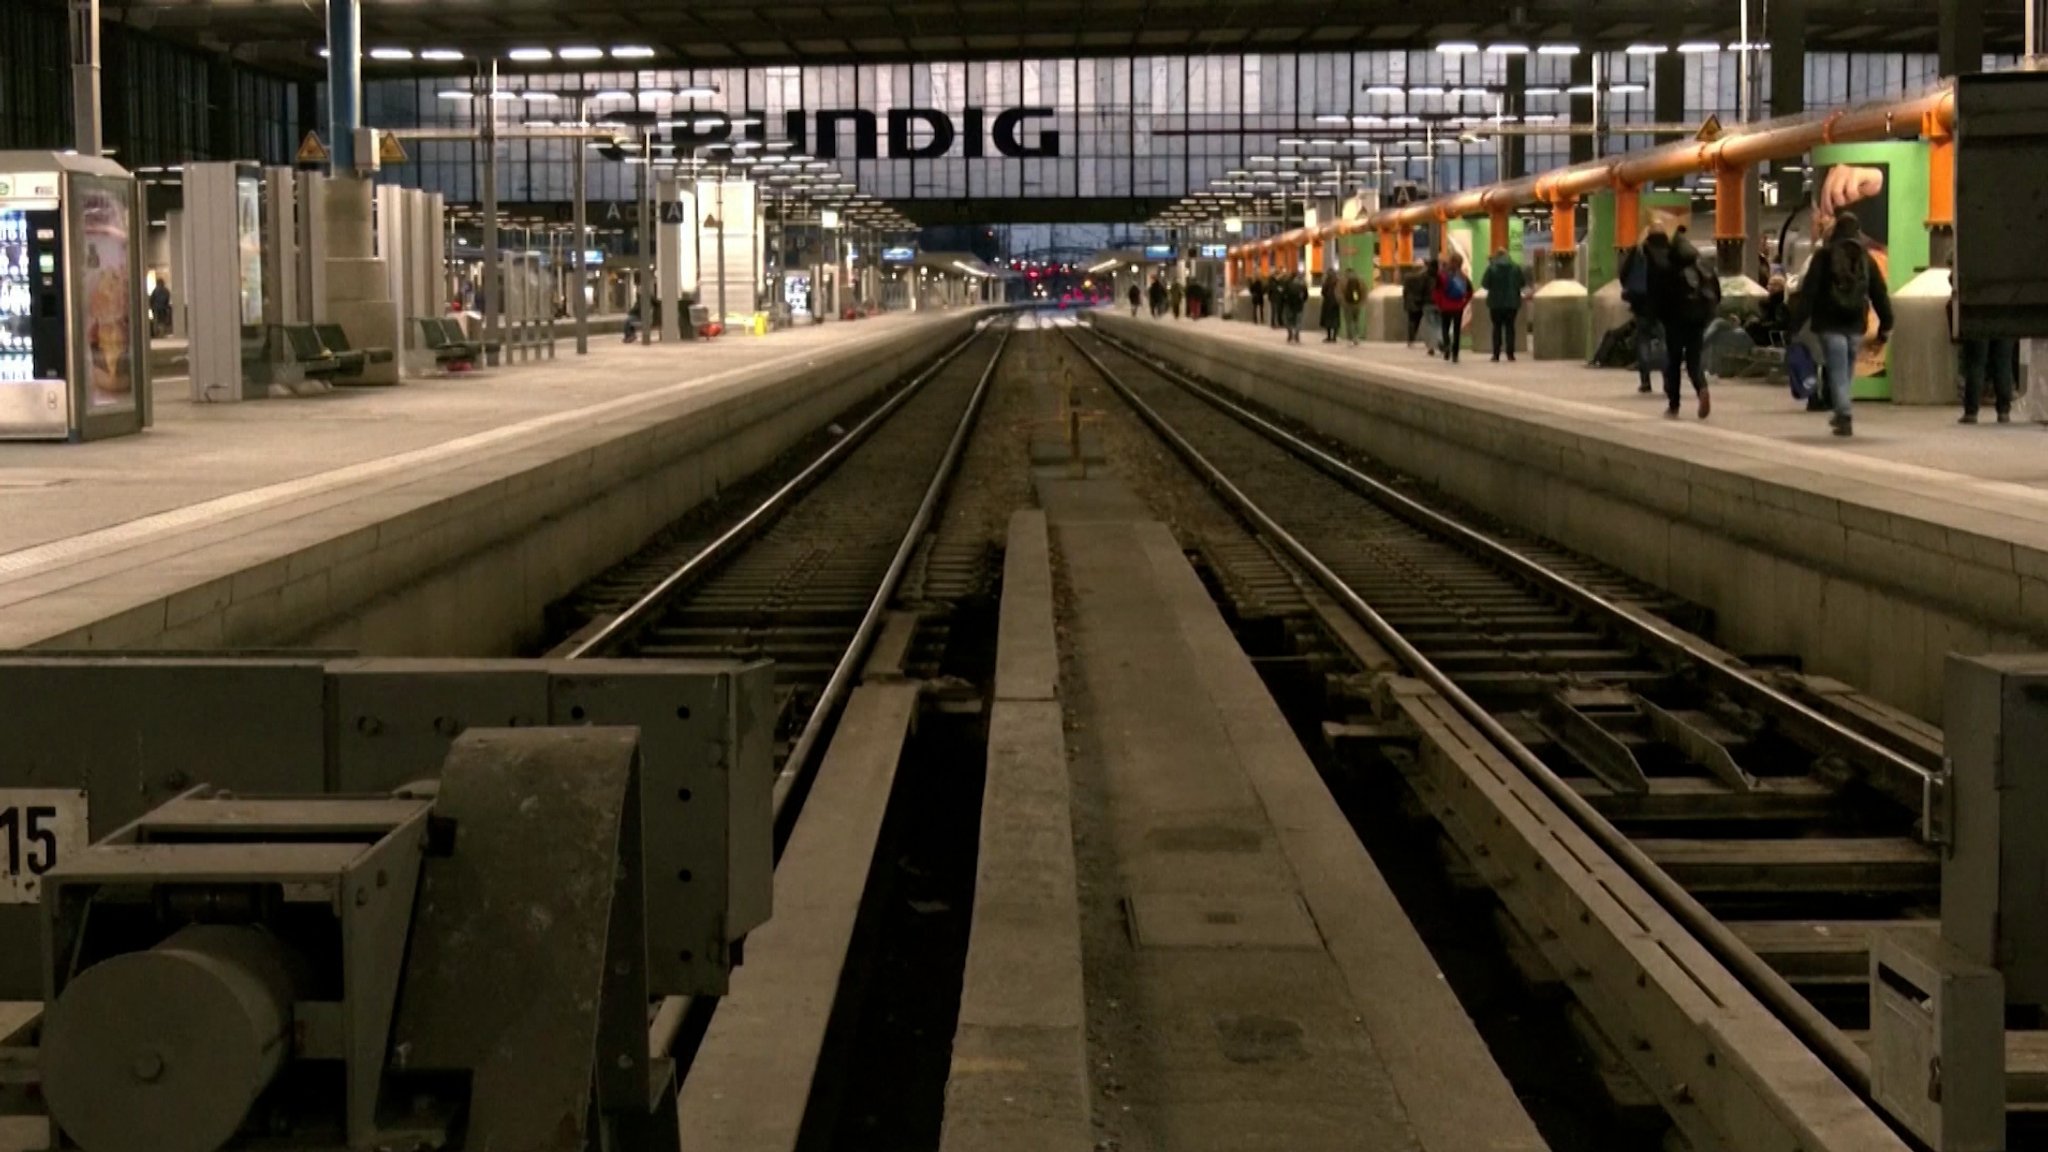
[0,789,88,904]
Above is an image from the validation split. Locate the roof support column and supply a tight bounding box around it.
[1942,0,1987,78]
[1502,54,1528,179]
[1568,52,1595,165]
[1768,0,1807,208]
[68,0,101,155]
[325,0,360,171]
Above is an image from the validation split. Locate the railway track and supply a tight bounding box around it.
[1060,321,2011,1152]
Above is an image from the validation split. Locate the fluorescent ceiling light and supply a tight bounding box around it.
[1409,86,1445,96]
[1436,41,1479,54]
[1449,87,1490,98]
[641,89,674,100]
[1316,113,1349,124]
[592,90,632,101]
[1538,44,1582,56]
[1678,41,1723,53]
[1353,115,1386,126]
[1311,138,1341,148]
[1626,43,1669,55]
[1565,84,1598,95]
[368,47,413,61]
[1278,137,1308,146]
[1363,85,1406,97]
[1610,82,1648,94]
[488,91,521,102]
[521,91,559,102]
[421,49,464,62]
[437,90,473,101]
[508,48,553,62]
[611,45,656,59]
[559,46,604,60]
[1524,86,1562,96]
[1521,114,1560,123]
[1487,43,1530,55]
[1729,41,1771,51]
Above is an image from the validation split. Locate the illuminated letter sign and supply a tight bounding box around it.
[887,108,955,160]
[666,106,1059,160]
[991,108,1059,158]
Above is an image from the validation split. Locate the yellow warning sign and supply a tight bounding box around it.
[295,131,329,166]
[377,132,408,165]
[1696,114,1725,143]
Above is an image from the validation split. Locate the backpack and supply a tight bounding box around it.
[1442,273,1471,305]
[1827,241,1870,317]
[1680,262,1721,325]
[1622,249,1649,300]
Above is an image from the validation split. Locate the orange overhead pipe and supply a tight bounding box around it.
[1226,86,1958,263]
[1925,106,1955,230]
[1613,182,1641,249]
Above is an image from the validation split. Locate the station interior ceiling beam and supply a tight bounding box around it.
[73,0,2030,77]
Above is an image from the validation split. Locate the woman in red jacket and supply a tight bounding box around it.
[1432,253,1475,364]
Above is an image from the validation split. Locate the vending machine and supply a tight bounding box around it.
[0,153,150,441]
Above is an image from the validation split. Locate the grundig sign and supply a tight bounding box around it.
[671,108,1060,160]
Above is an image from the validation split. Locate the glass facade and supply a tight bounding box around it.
[0,1,300,168]
[365,47,1969,213]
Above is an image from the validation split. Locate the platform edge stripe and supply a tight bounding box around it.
[994,510,1058,703]
[1133,521,1553,1152]
[676,681,921,1151]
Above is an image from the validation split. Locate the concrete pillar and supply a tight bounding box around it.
[1943,0,1987,77]
[262,167,298,324]
[325,176,399,384]
[1367,285,1407,343]
[1768,0,1808,206]
[1531,279,1590,361]
[296,172,329,323]
[658,174,683,343]
[1890,267,1961,404]
[165,208,186,338]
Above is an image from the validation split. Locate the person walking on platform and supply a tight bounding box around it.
[1320,270,1343,343]
[1432,253,1473,364]
[1147,275,1167,318]
[1481,250,1527,362]
[1249,276,1267,324]
[1618,227,1662,393]
[1403,258,1436,348]
[1169,278,1185,320]
[1269,275,1285,329]
[1646,229,1720,420]
[1127,282,1141,317]
[1341,269,1366,345]
[1794,210,1892,438]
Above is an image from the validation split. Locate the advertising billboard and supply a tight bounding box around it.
[69,176,135,413]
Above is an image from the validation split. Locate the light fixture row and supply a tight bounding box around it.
[1437,40,1767,56]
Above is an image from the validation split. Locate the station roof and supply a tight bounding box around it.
[96,0,2018,77]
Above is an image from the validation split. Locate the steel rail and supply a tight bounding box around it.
[565,325,993,660]
[648,321,1013,1063]
[1059,326,1874,1101]
[1087,327,1941,817]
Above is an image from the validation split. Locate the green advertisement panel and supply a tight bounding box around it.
[1335,231,1376,280]
[1810,140,1929,402]
[1587,190,1694,290]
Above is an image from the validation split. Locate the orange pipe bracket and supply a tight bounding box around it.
[1489,207,1510,255]
[1613,182,1641,248]
[1925,107,1956,230]
[1714,167,1746,243]
[1550,197,1578,256]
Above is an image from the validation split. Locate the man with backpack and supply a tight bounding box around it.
[1646,228,1720,419]
[1341,269,1366,345]
[1617,227,1663,393]
[1480,250,1527,362]
[1794,211,1893,437]
[1432,253,1474,364]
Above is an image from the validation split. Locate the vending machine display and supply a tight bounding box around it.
[0,154,148,441]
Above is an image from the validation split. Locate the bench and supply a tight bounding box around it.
[415,317,480,367]
[443,317,502,358]
[315,323,394,380]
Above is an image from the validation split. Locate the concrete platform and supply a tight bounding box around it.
[0,311,979,655]
[1050,473,1546,1152]
[1093,310,2048,722]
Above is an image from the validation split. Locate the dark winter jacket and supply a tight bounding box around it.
[1796,220,1894,337]
[1480,254,1527,313]
[1402,261,1438,313]
[1646,233,1718,330]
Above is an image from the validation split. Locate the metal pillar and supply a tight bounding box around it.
[1502,55,1528,179]
[482,61,502,365]
[638,136,652,345]
[1767,0,1808,208]
[325,0,360,172]
[573,98,588,355]
[1568,53,1596,165]
[68,0,101,156]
